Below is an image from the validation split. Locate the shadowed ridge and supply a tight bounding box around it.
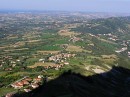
[12,66,130,97]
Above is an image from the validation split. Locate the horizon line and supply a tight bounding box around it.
[0,9,130,14]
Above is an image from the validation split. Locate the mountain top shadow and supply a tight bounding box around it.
[13,66,130,97]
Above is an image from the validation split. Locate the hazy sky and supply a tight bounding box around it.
[0,0,130,13]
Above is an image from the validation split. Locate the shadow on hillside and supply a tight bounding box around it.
[13,66,130,97]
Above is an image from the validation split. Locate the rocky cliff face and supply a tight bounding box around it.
[13,66,130,97]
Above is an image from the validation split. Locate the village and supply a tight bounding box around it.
[0,52,76,93]
[10,75,43,92]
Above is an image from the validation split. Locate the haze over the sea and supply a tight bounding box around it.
[0,0,130,13]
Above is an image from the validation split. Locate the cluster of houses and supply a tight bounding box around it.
[98,33,118,41]
[0,56,16,71]
[106,33,118,41]
[0,55,29,72]
[5,76,43,97]
[128,52,130,58]
[43,64,65,70]
[90,33,119,41]
[69,36,83,43]
[37,53,76,70]
[0,55,23,69]
[115,47,128,53]
[11,75,43,92]
[48,53,75,63]
[0,56,13,67]
[5,92,16,97]
[115,42,130,58]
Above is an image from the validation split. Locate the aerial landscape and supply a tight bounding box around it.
[1,0,130,97]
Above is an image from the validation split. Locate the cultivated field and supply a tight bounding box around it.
[28,62,56,68]
[37,51,60,55]
[58,30,79,36]
[66,45,84,52]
